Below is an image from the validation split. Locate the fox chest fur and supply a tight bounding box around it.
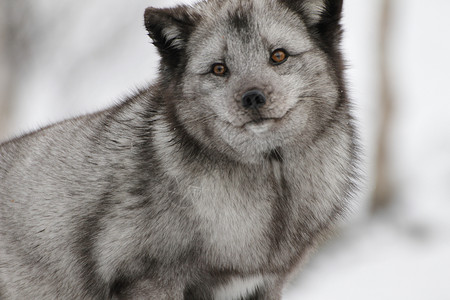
[182,157,342,273]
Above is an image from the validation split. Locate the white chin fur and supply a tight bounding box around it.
[245,119,275,135]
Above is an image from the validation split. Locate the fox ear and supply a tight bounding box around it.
[144,6,199,64]
[281,0,343,27]
[304,0,343,26]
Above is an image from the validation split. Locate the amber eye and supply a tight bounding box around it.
[271,49,289,65]
[212,63,227,76]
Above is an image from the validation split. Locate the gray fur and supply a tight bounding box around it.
[0,0,357,299]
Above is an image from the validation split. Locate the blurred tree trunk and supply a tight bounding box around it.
[0,1,14,138]
[0,0,34,140]
[371,0,394,212]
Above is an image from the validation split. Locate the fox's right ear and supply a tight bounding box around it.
[280,0,343,27]
[144,6,199,66]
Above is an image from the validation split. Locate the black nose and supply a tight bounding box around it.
[241,89,266,109]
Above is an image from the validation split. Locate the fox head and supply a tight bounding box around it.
[144,0,349,163]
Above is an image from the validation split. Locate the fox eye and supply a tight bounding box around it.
[270,49,289,65]
[212,63,227,76]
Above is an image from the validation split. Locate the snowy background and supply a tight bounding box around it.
[1,0,449,299]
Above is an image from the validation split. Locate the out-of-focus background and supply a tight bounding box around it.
[1,0,449,299]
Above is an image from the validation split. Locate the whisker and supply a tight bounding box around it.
[298,95,329,101]
[154,114,218,129]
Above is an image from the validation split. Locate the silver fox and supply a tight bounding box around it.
[0,0,358,299]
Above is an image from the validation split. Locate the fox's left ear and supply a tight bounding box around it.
[144,6,199,67]
[281,0,343,28]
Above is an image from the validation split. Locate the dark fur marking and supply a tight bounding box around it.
[267,148,284,163]
[268,155,292,265]
[72,181,117,298]
[109,257,160,298]
[228,6,254,42]
[230,9,251,33]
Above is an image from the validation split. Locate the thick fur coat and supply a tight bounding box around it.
[0,0,358,299]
